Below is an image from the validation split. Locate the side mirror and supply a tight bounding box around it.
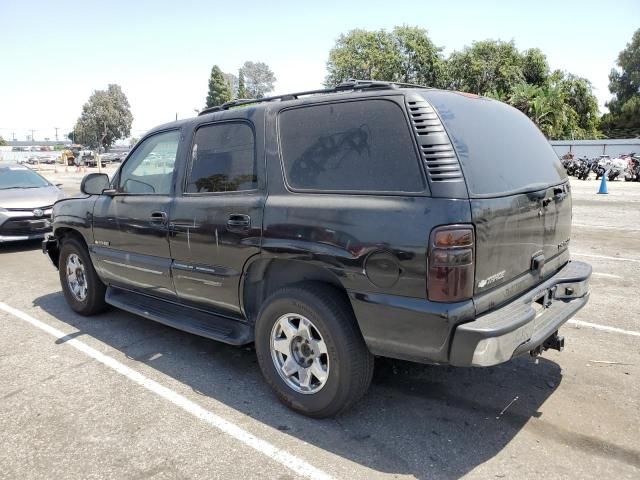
[80,173,111,195]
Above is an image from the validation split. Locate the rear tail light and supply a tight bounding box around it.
[428,225,474,302]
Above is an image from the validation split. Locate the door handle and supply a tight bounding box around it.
[150,211,168,225]
[227,214,250,231]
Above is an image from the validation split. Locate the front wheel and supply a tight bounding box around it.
[255,284,374,418]
[59,237,107,315]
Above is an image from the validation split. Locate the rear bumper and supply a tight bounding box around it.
[449,261,591,367]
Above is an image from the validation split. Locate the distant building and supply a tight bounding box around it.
[7,140,71,148]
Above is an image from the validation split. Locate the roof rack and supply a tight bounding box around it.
[198,79,428,116]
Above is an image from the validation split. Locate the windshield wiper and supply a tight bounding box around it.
[0,186,41,190]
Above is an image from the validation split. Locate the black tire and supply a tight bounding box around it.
[59,236,107,315]
[255,283,374,418]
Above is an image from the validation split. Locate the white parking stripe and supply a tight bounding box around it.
[591,272,623,279]
[568,319,640,338]
[0,302,332,480]
[572,223,640,232]
[572,252,640,264]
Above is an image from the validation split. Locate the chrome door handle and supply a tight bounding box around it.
[227,214,250,231]
[150,211,168,224]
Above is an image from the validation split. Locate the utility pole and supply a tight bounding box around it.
[11,132,15,141]
[97,121,107,174]
[54,127,59,142]
[30,129,35,143]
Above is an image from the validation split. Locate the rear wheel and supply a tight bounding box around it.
[59,237,107,315]
[255,284,374,418]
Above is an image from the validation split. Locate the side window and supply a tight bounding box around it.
[119,130,180,194]
[279,100,425,192]
[186,122,256,193]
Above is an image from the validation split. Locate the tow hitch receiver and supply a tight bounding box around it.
[530,331,565,357]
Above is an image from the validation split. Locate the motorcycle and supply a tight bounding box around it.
[607,155,629,181]
[574,156,592,180]
[561,154,577,175]
[594,155,625,181]
[624,154,640,182]
[592,158,607,179]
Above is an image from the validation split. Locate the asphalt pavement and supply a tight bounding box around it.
[0,174,638,479]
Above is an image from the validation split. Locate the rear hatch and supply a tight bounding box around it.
[420,90,572,310]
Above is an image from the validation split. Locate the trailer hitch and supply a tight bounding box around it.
[530,331,565,358]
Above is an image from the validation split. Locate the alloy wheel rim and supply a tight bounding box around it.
[66,253,88,302]
[270,313,329,394]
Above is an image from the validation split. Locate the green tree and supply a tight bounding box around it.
[241,61,276,99]
[71,84,133,149]
[237,68,247,98]
[522,48,549,86]
[601,28,640,136]
[0,136,6,146]
[446,40,524,95]
[206,65,232,108]
[556,73,599,135]
[323,25,602,139]
[325,29,402,86]
[325,26,445,87]
[506,73,599,140]
[222,72,238,99]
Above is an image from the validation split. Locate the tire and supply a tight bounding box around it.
[255,283,374,418]
[59,236,107,315]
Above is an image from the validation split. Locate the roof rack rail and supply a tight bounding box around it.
[198,79,428,116]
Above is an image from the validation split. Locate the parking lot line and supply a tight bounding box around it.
[591,272,623,279]
[572,252,640,264]
[568,319,640,338]
[0,302,333,480]
[572,223,640,232]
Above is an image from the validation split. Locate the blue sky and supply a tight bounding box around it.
[1,0,638,142]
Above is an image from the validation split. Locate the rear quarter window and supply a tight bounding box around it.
[422,91,567,197]
[278,99,425,193]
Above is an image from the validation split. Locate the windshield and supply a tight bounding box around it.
[0,167,50,189]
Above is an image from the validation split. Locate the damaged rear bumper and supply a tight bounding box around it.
[449,261,591,367]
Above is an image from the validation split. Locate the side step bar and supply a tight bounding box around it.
[105,287,253,345]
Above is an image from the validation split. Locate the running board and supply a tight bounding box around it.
[105,287,253,345]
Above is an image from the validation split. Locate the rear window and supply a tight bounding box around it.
[279,99,425,192]
[422,91,567,197]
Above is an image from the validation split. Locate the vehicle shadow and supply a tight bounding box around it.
[34,292,562,479]
[0,239,43,255]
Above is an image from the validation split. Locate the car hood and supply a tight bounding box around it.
[0,186,65,209]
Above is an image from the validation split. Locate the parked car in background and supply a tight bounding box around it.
[102,148,130,163]
[40,154,58,164]
[43,80,591,417]
[0,162,65,242]
[110,147,130,162]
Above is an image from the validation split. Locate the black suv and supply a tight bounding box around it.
[44,80,591,417]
